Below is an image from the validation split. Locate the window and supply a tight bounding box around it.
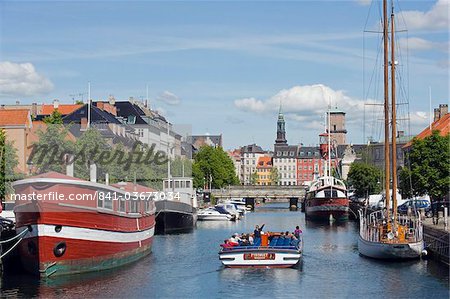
[137,128,144,137]
[119,196,126,212]
[283,151,288,156]
[130,199,139,213]
[186,181,191,188]
[290,151,294,156]
[175,180,180,188]
[104,195,113,210]
[277,151,281,156]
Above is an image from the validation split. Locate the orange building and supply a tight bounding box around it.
[256,156,273,186]
[0,109,33,173]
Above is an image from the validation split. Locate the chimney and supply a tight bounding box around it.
[108,95,116,106]
[32,102,38,116]
[89,162,97,183]
[105,173,109,185]
[16,100,20,105]
[65,154,74,177]
[439,104,448,116]
[81,117,88,130]
[53,99,59,109]
[434,108,440,122]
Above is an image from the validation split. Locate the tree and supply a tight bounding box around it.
[43,109,63,124]
[250,171,259,185]
[347,162,382,198]
[270,167,279,185]
[30,123,74,174]
[192,146,239,189]
[74,128,109,181]
[0,129,21,200]
[399,131,449,202]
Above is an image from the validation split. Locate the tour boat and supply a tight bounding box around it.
[197,207,234,221]
[358,0,424,260]
[13,171,155,277]
[219,233,303,268]
[155,177,197,234]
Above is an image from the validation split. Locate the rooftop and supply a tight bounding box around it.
[0,109,31,127]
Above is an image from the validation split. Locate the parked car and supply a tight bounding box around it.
[397,199,432,217]
[431,198,450,217]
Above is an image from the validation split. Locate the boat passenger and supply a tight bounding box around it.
[248,234,254,245]
[294,226,303,238]
[228,235,239,246]
[285,231,291,238]
[279,232,285,239]
[254,224,265,239]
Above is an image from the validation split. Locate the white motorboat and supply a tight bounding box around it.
[198,207,234,221]
[216,203,241,219]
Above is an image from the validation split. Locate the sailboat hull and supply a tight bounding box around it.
[358,235,423,260]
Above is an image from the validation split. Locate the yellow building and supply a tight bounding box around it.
[256,156,272,186]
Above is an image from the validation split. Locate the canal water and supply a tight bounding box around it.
[1,203,449,298]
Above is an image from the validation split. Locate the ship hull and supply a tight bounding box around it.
[219,249,302,268]
[155,200,197,234]
[13,173,155,277]
[358,236,423,260]
[305,198,349,221]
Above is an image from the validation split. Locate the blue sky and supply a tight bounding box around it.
[0,0,448,150]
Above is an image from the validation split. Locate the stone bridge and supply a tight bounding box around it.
[210,185,306,200]
[209,185,306,210]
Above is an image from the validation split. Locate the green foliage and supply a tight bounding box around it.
[171,157,192,177]
[347,162,382,198]
[30,124,74,174]
[399,131,450,201]
[270,167,279,185]
[74,128,109,181]
[0,129,21,199]
[75,100,84,105]
[250,171,258,185]
[43,109,63,124]
[192,146,239,189]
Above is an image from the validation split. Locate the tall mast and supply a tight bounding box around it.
[87,82,91,129]
[390,0,398,225]
[383,0,391,220]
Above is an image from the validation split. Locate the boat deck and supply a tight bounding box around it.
[221,237,300,251]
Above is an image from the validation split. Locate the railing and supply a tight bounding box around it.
[359,210,423,243]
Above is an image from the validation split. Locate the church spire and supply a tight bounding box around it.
[275,101,287,144]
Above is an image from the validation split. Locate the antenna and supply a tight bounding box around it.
[146,84,149,108]
[429,86,432,130]
[87,82,91,129]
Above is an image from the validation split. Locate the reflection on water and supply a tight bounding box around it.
[1,203,448,298]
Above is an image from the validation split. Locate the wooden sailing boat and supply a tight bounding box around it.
[358,0,424,259]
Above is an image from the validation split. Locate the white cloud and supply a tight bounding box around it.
[156,90,181,105]
[234,84,367,123]
[234,84,434,143]
[401,0,449,31]
[0,61,53,97]
[399,37,449,53]
[355,0,372,6]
